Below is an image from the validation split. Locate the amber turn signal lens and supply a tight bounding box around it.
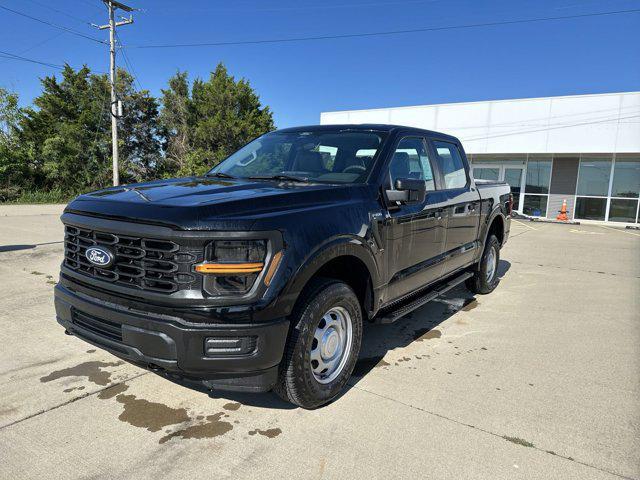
[263,251,283,286]
[195,262,264,274]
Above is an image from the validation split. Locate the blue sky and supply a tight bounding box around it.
[1,0,639,127]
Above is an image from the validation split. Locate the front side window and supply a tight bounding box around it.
[433,140,467,189]
[389,137,435,191]
[209,130,386,184]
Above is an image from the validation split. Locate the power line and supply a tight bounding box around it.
[0,49,65,69]
[115,31,142,91]
[123,7,640,49]
[0,31,65,67]
[22,0,95,26]
[0,4,105,44]
[78,0,106,13]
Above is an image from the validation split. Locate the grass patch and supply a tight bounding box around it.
[503,436,535,448]
[1,188,78,204]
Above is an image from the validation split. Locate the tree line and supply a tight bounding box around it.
[0,63,275,202]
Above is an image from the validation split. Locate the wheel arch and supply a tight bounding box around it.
[281,237,380,320]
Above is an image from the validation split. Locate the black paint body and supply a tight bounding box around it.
[55,124,511,392]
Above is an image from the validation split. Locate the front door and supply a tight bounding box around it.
[382,136,447,301]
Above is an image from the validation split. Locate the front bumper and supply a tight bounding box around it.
[54,283,289,392]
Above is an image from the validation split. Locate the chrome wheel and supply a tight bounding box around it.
[310,306,353,384]
[485,246,497,283]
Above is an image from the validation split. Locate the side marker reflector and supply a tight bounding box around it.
[264,251,283,286]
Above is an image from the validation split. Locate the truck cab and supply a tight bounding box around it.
[55,124,511,408]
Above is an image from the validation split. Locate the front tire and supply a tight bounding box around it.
[466,234,501,294]
[275,278,363,409]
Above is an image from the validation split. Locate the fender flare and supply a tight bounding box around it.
[476,208,505,261]
[277,235,381,316]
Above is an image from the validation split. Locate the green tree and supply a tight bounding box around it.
[160,63,274,177]
[13,64,162,196]
[0,87,25,200]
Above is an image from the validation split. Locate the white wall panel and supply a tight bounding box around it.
[388,106,437,129]
[483,98,551,154]
[546,94,620,153]
[320,92,640,154]
[615,93,640,152]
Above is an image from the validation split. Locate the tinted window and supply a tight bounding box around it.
[576,158,611,197]
[525,157,552,194]
[433,141,467,189]
[611,156,640,198]
[523,195,548,217]
[389,137,435,191]
[575,197,607,220]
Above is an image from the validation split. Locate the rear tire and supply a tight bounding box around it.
[466,234,501,294]
[275,278,363,409]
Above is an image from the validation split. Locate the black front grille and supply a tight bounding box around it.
[72,309,123,342]
[64,225,201,294]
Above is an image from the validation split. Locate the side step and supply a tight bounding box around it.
[375,271,474,324]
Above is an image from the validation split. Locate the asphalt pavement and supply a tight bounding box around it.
[1,204,638,480]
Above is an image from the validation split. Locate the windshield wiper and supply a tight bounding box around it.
[247,174,310,183]
[205,171,236,179]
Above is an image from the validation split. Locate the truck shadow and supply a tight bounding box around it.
[210,260,510,410]
[350,259,511,382]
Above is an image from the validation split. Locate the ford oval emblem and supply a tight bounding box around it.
[85,246,114,268]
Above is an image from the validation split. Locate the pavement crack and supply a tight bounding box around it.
[0,371,150,431]
[350,384,637,480]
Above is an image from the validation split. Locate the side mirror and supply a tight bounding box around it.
[386,178,427,204]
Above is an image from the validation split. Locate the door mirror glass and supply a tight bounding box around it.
[387,178,427,204]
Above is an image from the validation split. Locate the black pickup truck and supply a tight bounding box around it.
[55,124,511,408]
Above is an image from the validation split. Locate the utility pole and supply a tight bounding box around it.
[93,1,134,186]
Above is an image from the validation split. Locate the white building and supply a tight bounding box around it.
[321,91,640,225]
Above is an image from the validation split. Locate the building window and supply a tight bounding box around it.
[576,158,612,196]
[608,155,640,223]
[575,197,607,221]
[574,156,612,222]
[610,156,640,198]
[473,167,500,181]
[523,195,548,217]
[608,199,638,223]
[523,155,552,217]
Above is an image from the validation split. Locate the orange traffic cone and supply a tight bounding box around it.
[556,199,569,221]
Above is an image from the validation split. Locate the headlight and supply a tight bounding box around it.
[196,240,267,296]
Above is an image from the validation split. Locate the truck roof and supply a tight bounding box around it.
[276,124,459,142]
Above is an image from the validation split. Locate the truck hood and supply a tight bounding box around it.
[65,176,365,230]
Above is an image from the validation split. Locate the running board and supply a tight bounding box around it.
[375,271,474,324]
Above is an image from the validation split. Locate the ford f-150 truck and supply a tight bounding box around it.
[55,124,511,409]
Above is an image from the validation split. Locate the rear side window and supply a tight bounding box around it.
[433,140,467,189]
[389,137,436,191]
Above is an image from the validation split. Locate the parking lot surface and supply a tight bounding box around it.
[1,205,638,480]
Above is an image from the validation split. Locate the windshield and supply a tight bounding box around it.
[208,130,386,184]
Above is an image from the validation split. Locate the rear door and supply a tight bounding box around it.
[383,136,447,301]
[429,139,481,275]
